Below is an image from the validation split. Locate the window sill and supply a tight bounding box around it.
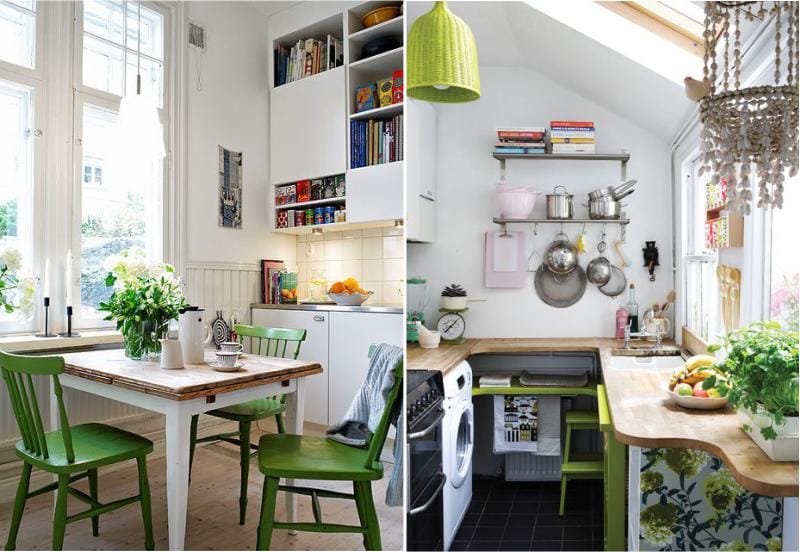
[0,330,122,354]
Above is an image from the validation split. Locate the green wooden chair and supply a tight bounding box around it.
[0,350,155,551]
[189,324,307,525]
[255,349,403,551]
[559,409,604,516]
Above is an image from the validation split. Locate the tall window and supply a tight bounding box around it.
[769,177,798,331]
[0,0,36,69]
[75,0,167,324]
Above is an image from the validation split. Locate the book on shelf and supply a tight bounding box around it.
[494,147,546,154]
[260,259,285,304]
[497,130,545,141]
[351,114,403,168]
[550,137,595,144]
[551,144,597,153]
[550,130,596,139]
[274,34,343,87]
[550,120,595,128]
[497,126,546,132]
[494,141,546,148]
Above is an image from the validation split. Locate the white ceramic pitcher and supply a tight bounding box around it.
[160,338,184,369]
[178,307,212,364]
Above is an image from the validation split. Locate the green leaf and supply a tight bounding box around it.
[707,344,722,352]
[104,272,117,287]
[702,375,717,390]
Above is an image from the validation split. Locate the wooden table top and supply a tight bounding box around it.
[61,349,322,401]
[408,338,799,497]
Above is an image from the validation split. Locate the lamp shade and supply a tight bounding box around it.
[407,1,480,103]
[116,93,166,161]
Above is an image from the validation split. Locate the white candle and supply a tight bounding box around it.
[65,250,73,307]
[43,258,50,298]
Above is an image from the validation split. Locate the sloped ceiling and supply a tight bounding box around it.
[407,1,696,141]
[246,1,297,18]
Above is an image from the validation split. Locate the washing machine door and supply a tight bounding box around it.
[449,401,473,488]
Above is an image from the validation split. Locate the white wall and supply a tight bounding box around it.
[186,1,295,267]
[408,66,674,338]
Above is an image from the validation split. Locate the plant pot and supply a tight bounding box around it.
[737,407,799,461]
[441,296,467,310]
[123,318,169,361]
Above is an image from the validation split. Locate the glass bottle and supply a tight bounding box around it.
[626,283,639,332]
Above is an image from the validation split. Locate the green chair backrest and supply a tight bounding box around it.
[234,324,306,359]
[0,351,74,462]
[363,345,404,470]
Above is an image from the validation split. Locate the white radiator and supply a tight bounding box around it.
[505,452,563,481]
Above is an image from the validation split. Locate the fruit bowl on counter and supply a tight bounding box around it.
[666,354,729,410]
[328,278,373,306]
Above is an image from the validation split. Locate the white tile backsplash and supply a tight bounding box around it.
[294,228,403,306]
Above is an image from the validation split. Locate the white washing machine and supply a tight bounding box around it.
[442,361,474,551]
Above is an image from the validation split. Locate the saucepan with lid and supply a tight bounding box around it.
[546,186,574,220]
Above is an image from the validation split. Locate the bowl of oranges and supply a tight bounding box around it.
[328,278,373,306]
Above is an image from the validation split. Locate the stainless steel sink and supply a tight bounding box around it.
[606,355,684,370]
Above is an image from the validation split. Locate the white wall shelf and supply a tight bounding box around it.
[348,14,403,43]
[349,45,402,73]
[272,219,393,236]
[350,101,403,120]
[276,197,346,211]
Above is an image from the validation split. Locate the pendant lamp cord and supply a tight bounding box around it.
[136,1,142,95]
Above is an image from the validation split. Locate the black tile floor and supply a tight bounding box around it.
[450,478,604,552]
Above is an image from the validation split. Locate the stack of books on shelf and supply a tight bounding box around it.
[351,114,403,168]
[495,127,546,154]
[274,35,343,86]
[550,121,596,153]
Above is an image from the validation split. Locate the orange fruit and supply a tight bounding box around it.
[343,277,360,292]
[356,287,368,295]
[329,282,346,294]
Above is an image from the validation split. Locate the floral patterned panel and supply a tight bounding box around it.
[639,448,783,551]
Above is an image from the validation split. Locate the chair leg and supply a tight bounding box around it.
[5,462,32,551]
[275,413,286,434]
[559,475,567,516]
[256,476,279,550]
[353,481,369,549]
[239,421,252,525]
[52,474,69,551]
[88,468,99,536]
[189,414,199,482]
[356,481,382,551]
[137,457,155,551]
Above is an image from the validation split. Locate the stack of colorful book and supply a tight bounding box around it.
[350,114,403,168]
[550,121,596,153]
[495,126,546,154]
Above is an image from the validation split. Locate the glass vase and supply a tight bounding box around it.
[123,318,168,360]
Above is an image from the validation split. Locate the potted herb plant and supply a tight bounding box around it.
[709,322,799,461]
[99,248,188,360]
[441,283,467,310]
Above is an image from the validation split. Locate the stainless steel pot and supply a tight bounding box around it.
[586,197,623,219]
[544,233,578,274]
[588,179,637,200]
[546,186,574,220]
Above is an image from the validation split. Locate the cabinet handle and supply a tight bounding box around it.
[313,315,325,322]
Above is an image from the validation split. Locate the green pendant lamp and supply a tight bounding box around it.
[407,1,481,103]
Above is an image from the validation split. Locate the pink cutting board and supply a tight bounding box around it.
[485,231,528,288]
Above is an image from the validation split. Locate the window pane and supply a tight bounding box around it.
[126,2,163,60]
[0,78,34,323]
[80,103,162,320]
[770,178,799,331]
[125,53,162,106]
[83,0,124,44]
[83,35,124,95]
[0,2,35,69]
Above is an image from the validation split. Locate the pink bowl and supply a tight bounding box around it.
[496,189,539,219]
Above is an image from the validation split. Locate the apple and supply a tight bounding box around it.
[675,383,693,396]
[693,382,709,398]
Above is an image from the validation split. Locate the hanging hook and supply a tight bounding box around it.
[500,223,509,237]
[533,223,539,236]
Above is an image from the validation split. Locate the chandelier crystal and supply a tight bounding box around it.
[699,1,799,214]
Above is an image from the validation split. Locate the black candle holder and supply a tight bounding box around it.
[35,297,57,338]
[57,305,81,338]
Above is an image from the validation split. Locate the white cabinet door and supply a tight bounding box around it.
[251,308,330,425]
[327,312,403,424]
[270,68,347,184]
[346,161,403,223]
[406,98,437,242]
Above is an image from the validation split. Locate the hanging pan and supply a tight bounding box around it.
[534,263,587,308]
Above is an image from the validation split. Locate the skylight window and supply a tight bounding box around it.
[526,0,703,85]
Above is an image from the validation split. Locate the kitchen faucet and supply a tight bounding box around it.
[622,322,663,350]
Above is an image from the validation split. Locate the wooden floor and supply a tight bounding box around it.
[0,424,403,551]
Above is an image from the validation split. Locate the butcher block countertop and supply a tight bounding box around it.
[408,338,798,497]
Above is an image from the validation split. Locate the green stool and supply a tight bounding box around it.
[559,410,604,516]
[255,349,403,551]
[189,324,307,525]
[1,351,155,551]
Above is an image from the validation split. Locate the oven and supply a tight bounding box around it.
[407,370,446,552]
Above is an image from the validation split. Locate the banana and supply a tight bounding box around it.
[684,354,717,372]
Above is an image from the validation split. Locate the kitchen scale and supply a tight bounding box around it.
[437,307,468,344]
[407,278,429,343]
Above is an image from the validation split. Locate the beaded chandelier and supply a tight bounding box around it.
[699,1,799,214]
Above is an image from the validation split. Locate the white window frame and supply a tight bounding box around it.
[0,1,46,335]
[71,0,171,329]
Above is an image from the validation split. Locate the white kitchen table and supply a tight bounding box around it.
[53,348,322,550]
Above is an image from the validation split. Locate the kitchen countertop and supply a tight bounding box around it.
[250,303,402,314]
[408,338,799,497]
